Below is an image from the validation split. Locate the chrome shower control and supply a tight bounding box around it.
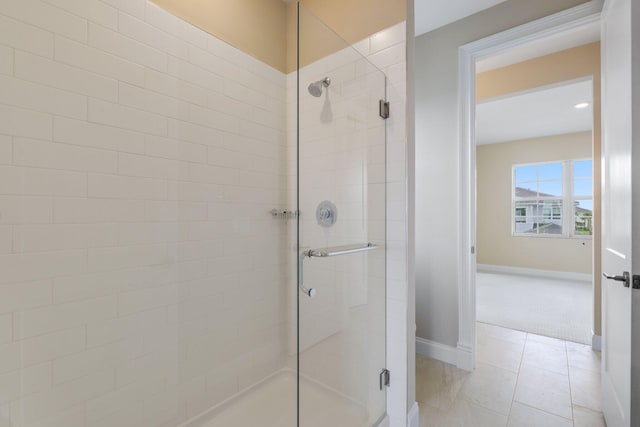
[307,288,316,298]
[316,201,337,228]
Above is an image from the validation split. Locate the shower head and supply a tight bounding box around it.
[308,77,331,97]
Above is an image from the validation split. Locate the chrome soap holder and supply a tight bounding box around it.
[270,209,299,220]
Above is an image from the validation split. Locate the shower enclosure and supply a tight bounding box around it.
[0,1,388,426]
[295,4,388,427]
[201,5,388,425]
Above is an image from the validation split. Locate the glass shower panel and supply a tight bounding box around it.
[297,4,387,426]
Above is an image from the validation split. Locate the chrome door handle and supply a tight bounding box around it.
[298,243,378,297]
[603,271,630,288]
[298,253,316,298]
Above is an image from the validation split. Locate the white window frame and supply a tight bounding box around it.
[512,158,593,238]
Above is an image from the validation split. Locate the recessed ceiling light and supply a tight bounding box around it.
[574,102,590,109]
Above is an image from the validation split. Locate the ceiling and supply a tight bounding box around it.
[476,79,593,145]
[414,0,509,36]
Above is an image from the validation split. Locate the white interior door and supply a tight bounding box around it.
[600,0,638,425]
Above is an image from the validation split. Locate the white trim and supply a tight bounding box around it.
[406,4,417,422]
[477,263,592,282]
[416,337,473,371]
[407,402,419,427]
[375,414,390,427]
[457,38,477,372]
[456,343,474,371]
[457,0,603,375]
[592,333,602,351]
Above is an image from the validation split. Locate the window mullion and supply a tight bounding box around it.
[564,160,572,237]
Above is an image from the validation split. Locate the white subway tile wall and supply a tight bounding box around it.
[0,1,288,426]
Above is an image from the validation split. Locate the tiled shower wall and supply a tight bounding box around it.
[0,1,287,426]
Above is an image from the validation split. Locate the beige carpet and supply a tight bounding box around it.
[476,272,592,344]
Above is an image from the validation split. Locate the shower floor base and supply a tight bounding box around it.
[184,370,370,427]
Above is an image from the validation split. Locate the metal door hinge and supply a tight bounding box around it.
[633,275,640,290]
[380,369,390,390]
[379,100,389,119]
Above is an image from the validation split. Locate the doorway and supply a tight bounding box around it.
[455,5,605,371]
[414,15,607,427]
[474,76,595,345]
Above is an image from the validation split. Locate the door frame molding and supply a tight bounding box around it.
[456,0,604,371]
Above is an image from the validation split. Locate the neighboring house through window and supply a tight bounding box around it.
[513,160,593,237]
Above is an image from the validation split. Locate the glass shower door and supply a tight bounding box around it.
[296,4,387,426]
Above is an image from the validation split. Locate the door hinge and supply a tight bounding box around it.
[380,369,390,390]
[379,100,389,119]
[633,274,640,290]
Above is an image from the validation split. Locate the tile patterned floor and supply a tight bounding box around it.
[416,323,607,427]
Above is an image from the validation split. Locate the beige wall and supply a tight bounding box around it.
[150,0,287,71]
[286,0,406,72]
[150,0,406,73]
[476,42,602,335]
[477,132,593,273]
[297,0,406,44]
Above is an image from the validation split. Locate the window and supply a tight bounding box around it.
[513,160,593,237]
[573,160,593,235]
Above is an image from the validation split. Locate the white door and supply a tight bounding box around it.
[600,0,638,425]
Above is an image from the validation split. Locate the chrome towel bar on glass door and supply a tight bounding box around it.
[298,243,378,297]
[305,242,378,258]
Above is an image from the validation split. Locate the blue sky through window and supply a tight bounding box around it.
[515,163,563,196]
[573,160,592,178]
[574,179,593,197]
[515,165,536,183]
[539,163,562,180]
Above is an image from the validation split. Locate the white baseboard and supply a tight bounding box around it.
[407,402,419,427]
[456,343,474,371]
[592,333,602,351]
[375,414,390,427]
[416,337,473,372]
[416,337,458,365]
[477,264,591,282]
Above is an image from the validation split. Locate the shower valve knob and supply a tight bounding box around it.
[316,201,337,228]
[308,288,316,298]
